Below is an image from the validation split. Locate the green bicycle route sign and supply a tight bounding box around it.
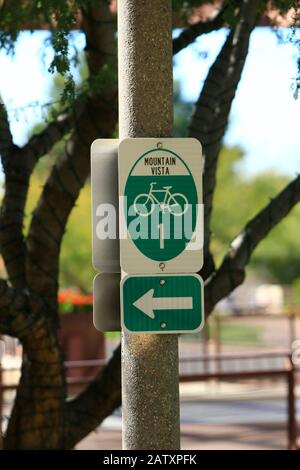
[119,138,203,274]
[121,274,204,333]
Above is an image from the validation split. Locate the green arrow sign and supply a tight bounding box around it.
[121,274,204,333]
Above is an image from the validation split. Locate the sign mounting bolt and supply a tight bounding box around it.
[157,142,163,148]
[160,279,166,285]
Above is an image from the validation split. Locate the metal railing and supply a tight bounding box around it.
[0,352,298,450]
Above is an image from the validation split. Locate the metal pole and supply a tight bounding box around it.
[118,0,180,450]
[202,323,209,374]
[287,355,297,450]
[289,310,296,350]
[214,313,221,373]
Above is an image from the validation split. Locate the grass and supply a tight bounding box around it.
[218,324,263,346]
[104,324,263,346]
[105,331,121,339]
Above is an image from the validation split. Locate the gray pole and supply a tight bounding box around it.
[118,0,180,450]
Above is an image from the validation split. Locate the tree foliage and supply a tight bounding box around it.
[211,147,300,283]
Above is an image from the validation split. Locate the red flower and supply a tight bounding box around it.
[58,289,93,312]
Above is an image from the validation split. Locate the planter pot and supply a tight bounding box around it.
[59,311,105,385]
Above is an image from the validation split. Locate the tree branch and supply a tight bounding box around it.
[188,0,260,280]
[81,2,117,76]
[0,278,29,336]
[0,144,30,288]
[63,344,121,449]
[205,174,300,314]
[25,2,118,301]
[0,279,21,317]
[0,105,75,289]
[173,8,225,55]
[21,110,76,164]
[0,97,13,158]
[0,100,29,288]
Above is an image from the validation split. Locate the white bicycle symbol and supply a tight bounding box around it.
[133,182,189,217]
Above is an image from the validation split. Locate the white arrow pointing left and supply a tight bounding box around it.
[133,289,193,319]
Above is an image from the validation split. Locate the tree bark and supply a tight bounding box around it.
[4,299,66,449]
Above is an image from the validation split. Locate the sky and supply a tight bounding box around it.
[174,27,300,176]
[0,27,299,177]
[0,31,84,142]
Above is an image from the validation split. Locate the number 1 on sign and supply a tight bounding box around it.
[159,223,164,250]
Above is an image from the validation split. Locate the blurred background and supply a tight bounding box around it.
[1,21,300,450]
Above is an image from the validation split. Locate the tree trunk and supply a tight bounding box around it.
[4,314,66,449]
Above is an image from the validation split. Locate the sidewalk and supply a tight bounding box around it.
[76,422,287,450]
[76,381,299,450]
[179,381,300,402]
